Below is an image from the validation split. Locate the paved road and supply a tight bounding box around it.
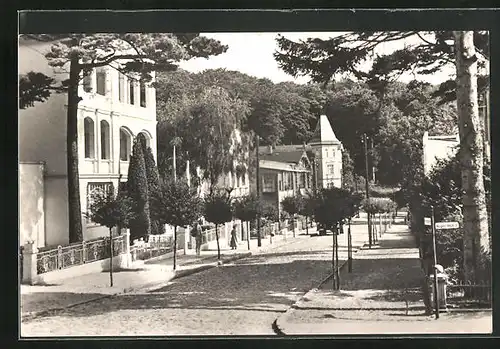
[21,226,369,337]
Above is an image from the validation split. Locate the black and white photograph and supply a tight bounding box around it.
[18,11,492,337]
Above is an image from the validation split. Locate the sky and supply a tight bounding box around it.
[179,32,457,86]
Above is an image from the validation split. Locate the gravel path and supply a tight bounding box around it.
[21,228,368,337]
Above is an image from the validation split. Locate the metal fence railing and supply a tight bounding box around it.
[130,232,185,262]
[447,282,492,306]
[36,235,127,275]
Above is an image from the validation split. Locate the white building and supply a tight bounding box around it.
[309,114,344,189]
[19,37,158,248]
[422,131,459,176]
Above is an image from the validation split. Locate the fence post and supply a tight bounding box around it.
[22,241,38,284]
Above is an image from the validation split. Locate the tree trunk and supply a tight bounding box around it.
[173,226,177,270]
[348,219,352,273]
[332,224,336,291]
[305,216,309,235]
[109,228,113,287]
[335,229,340,290]
[215,224,221,260]
[247,221,250,250]
[67,53,83,243]
[454,31,490,283]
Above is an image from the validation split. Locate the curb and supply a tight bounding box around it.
[21,252,253,322]
[273,259,349,336]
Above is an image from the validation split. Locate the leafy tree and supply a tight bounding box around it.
[21,33,227,243]
[19,72,62,109]
[86,188,135,287]
[151,179,202,270]
[127,136,151,242]
[204,190,233,260]
[233,194,261,249]
[341,150,356,191]
[298,191,317,235]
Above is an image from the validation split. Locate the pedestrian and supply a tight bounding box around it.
[230,224,238,250]
[193,219,203,256]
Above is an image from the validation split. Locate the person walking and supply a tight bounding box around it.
[230,224,238,250]
[193,220,203,256]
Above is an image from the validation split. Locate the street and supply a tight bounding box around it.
[21,227,368,337]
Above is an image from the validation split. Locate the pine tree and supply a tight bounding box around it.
[127,136,151,242]
[139,134,165,235]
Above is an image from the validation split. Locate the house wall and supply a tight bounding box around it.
[44,176,70,247]
[19,163,45,248]
[422,132,459,175]
[311,143,343,189]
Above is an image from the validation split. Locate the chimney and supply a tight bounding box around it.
[268,145,273,154]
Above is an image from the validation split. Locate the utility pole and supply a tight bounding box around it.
[256,134,262,247]
[431,206,440,319]
[363,133,372,248]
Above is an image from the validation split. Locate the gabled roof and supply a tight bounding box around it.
[260,150,306,164]
[309,114,341,145]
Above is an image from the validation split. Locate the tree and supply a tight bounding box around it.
[151,179,202,270]
[233,193,261,250]
[22,33,227,243]
[298,191,316,235]
[275,30,490,283]
[281,195,303,237]
[140,135,165,236]
[454,31,490,283]
[341,150,356,191]
[86,188,135,287]
[19,72,62,109]
[127,136,151,243]
[204,190,233,260]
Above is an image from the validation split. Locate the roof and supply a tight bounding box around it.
[259,160,310,172]
[309,115,341,145]
[260,150,306,164]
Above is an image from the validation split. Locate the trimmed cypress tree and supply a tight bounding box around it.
[140,136,166,235]
[127,136,151,242]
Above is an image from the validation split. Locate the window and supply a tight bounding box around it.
[96,69,106,96]
[262,174,276,193]
[87,182,114,224]
[118,74,125,102]
[120,128,131,161]
[84,117,95,159]
[140,82,147,107]
[299,173,306,188]
[283,172,293,191]
[241,172,246,186]
[82,72,92,92]
[129,80,135,105]
[327,164,335,175]
[100,120,110,160]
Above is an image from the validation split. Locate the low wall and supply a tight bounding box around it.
[33,252,131,285]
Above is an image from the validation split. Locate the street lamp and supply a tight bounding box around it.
[362,133,372,248]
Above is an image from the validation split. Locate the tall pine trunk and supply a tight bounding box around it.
[67,52,83,243]
[454,31,490,283]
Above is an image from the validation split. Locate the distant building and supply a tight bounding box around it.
[422,131,459,175]
[19,37,157,248]
[250,114,343,216]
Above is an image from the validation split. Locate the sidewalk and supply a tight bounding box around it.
[275,224,493,335]
[21,228,302,320]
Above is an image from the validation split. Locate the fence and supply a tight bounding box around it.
[447,282,492,306]
[36,234,127,275]
[130,231,185,263]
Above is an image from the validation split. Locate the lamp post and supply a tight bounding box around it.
[362,133,372,248]
[255,134,262,247]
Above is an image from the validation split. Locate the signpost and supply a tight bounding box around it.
[424,217,431,226]
[435,221,459,230]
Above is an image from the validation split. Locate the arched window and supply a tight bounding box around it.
[138,131,151,149]
[120,127,132,161]
[100,120,110,160]
[84,117,95,159]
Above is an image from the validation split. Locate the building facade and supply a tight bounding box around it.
[19,38,158,247]
[422,131,460,176]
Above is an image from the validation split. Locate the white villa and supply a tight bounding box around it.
[19,37,158,248]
